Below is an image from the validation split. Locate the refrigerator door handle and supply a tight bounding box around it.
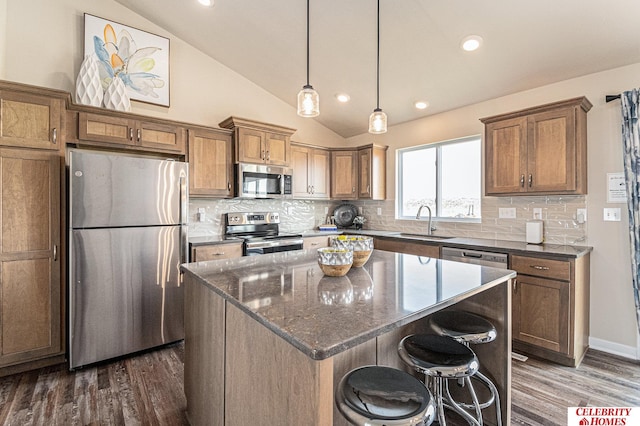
[179,175,188,266]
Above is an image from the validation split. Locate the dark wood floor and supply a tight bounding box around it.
[1,344,638,425]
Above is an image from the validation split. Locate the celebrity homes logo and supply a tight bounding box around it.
[568,407,640,425]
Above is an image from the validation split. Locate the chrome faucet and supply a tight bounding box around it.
[416,204,434,235]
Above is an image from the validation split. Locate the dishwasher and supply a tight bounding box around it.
[441,247,508,269]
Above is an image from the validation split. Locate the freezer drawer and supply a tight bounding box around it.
[69,226,184,369]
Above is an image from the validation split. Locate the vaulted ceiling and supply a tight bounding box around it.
[114,0,640,137]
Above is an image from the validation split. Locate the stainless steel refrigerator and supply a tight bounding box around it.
[68,149,188,369]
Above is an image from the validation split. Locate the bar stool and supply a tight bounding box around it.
[398,334,483,426]
[335,365,436,426]
[428,310,501,426]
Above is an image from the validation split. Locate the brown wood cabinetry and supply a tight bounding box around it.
[0,88,64,150]
[510,253,590,366]
[191,243,243,262]
[291,143,330,199]
[481,97,591,196]
[0,148,62,371]
[188,128,234,198]
[303,235,329,250]
[373,238,440,258]
[331,144,387,200]
[219,117,296,166]
[75,112,186,154]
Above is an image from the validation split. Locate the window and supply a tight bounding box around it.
[397,136,481,220]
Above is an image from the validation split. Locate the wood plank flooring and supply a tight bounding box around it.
[0,344,638,425]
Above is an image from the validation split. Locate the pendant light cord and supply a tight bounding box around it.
[376,0,380,110]
[306,0,310,86]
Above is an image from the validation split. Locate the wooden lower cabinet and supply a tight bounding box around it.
[373,238,440,258]
[0,148,62,372]
[190,243,243,262]
[303,235,329,250]
[511,253,589,366]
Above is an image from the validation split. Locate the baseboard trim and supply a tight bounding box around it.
[589,336,639,360]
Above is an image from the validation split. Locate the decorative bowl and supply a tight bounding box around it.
[317,247,353,276]
[330,235,374,267]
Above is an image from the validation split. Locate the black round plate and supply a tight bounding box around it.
[333,204,358,228]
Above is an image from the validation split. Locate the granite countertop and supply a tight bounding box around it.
[190,229,592,258]
[181,249,515,360]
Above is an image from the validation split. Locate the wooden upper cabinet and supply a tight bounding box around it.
[291,143,330,199]
[358,145,387,200]
[331,150,358,199]
[0,148,61,367]
[0,89,63,150]
[481,97,591,196]
[77,112,186,154]
[188,128,234,198]
[219,116,295,166]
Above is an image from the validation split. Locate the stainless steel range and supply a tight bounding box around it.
[224,212,303,255]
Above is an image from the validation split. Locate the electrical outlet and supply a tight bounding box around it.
[324,206,329,214]
[377,207,382,215]
[498,208,516,219]
[358,206,363,215]
[577,208,587,223]
[533,208,542,219]
[603,208,621,222]
[197,207,206,222]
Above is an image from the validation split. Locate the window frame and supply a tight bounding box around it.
[396,135,482,223]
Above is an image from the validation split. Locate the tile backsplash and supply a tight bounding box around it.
[190,195,587,245]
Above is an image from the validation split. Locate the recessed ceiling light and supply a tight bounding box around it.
[461,35,483,52]
[414,101,429,110]
[198,0,214,6]
[335,93,351,103]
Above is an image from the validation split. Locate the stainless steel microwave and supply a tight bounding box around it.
[236,163,293,198]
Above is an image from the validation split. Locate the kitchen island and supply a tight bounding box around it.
[181,249,516,426]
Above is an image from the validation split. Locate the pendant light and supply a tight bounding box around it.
[297,0,319,117]
[368,0,387,133]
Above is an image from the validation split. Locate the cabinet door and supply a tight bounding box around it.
[0,149,61,366]
[291,145,311,197]
[78,112,136,146]
[331,151,357,199]
[484,117,528,195]
[0,91,62,150]
[237,128,265,163]
[358,148,372,199]
[527,108,576,192]
[138,121,186,154]
[265,133,290,166]
[189,129,234,197]
[310,148,330,199]
[512,275,569,354]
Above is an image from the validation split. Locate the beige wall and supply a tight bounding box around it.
[4,0,638,356]
[3,0,345,147]
[348,64,640,356]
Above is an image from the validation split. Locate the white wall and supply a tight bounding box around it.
[0,0,7,78]
[348,64,640,357]
[3,0,345,147]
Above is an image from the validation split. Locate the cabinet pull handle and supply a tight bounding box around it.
[530,265,550,271]
[228,181,232,191]
[520,175,525,187]
[137,128,142,141]
[513,279,517,293]
[213,252,225,256]
[311,185,314,194]
[352,186,355,193]
[308,185,311,194]
[53,244,57,261]
[367,184,370,193]
[129,128,134,141]
[261,150,265,160]
[311,242,319,246]
[528,174,533,187]
[266,150,270,161]
[52,128,57,144]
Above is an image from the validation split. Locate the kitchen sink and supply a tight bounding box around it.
[391,233,454,240]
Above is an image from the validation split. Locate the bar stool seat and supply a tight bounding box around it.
[398,334,482,426]
[335,365,435,426]
[428,311,497,345]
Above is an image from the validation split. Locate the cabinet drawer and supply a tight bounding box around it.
[303,236,329,249]
[192,243,243,262]
[511,255,570,281]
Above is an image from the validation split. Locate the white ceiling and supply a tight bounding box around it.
[114,0,640,137]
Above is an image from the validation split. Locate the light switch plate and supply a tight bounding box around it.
[499,208,516,219]
[603,208,621,222]
[577,208,587,223]
[533,208,542,219]
[377,207,382,215]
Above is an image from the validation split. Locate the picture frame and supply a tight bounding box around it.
[83,13,170,107]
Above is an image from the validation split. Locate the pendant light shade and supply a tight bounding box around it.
[297,0,319,117]
[368,0,387,133]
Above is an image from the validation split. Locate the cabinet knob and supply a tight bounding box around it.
[528,174,533,187]
[52,128,57,144]
[520,175,525,187]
